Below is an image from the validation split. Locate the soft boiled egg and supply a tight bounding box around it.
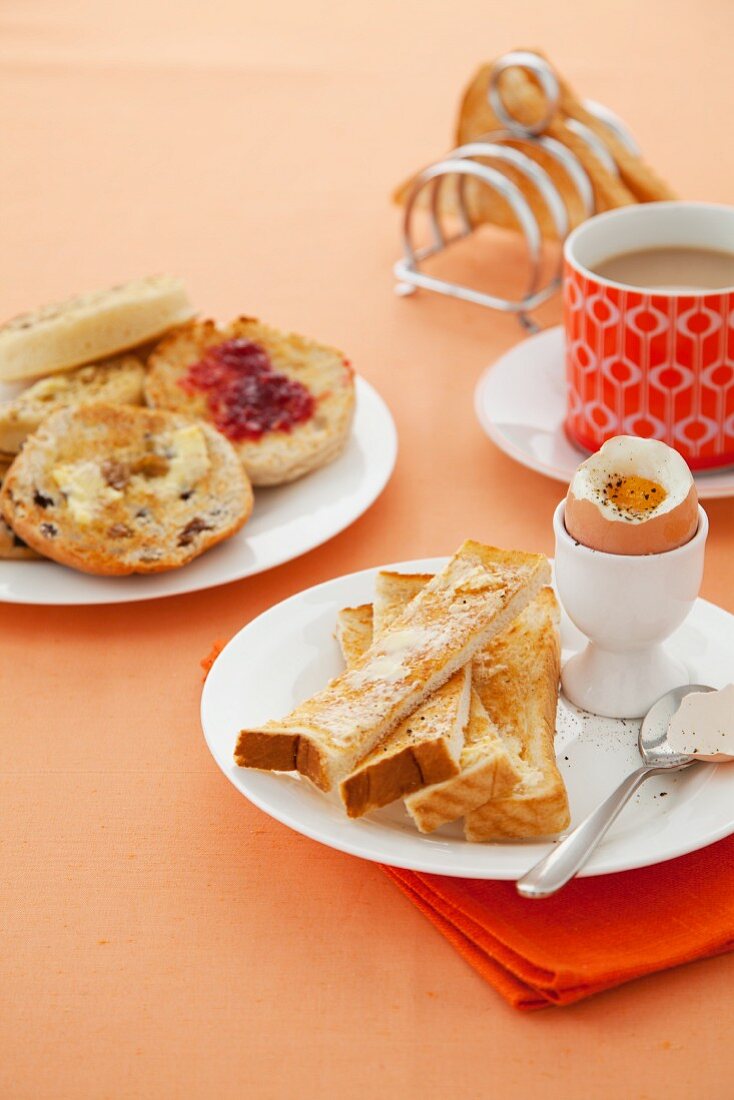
[565,436,698,555]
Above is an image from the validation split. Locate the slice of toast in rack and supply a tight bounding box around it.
[393,50,675,239]
[234,541,550,792]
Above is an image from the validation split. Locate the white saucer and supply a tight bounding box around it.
[202,557,734,880]
[474,326,734,500]
[0,376,397,605]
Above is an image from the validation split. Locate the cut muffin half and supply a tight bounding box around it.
[0,354,145,454]
[145,317,355,486]
[0,403,253,575]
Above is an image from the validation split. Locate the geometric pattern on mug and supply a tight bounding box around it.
[626,302,670,339]
[701,361,734,389]
[677,304,723,339]
[568,338,597,375]
[564,260,734,468]
[584,293,620,327]
[602,355,642,388]
[585,400,618,432]
[649,361,694,396]
[622,410,667,439]
[564,276,584,313]
[673,414,720,447]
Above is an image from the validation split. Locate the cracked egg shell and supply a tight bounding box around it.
[564,436,698,555]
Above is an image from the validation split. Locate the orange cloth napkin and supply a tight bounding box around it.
[382,839,734,1009]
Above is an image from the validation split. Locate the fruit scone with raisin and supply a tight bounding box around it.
[0,354,146,455]
[0,458,40,560]
[144,317,355,486]
[0,404,253,575]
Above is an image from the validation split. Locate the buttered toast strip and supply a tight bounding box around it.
[393,578,565,836]
[340,575,520,825]
[464,588,569,841]
[341,670,470,817]
[334,604,374,669]
[235,541,550,792]
[406,688,521,833]
[336,599,469,818]
[371,570,428,635]
[370,570,523,832]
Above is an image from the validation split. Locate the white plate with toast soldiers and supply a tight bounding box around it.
[203,543,734,878]
[0,277,396,604]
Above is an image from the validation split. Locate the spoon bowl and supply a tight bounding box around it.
[639,683,715,767]
[517,683,715,899]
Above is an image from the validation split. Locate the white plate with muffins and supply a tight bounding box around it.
[0,277,397,604]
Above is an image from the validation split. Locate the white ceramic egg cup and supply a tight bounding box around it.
[554,501,709,719]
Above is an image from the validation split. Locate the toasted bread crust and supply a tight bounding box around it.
[372,571,433,632]
[465,782,569,841]
[235,542,550,791]
[234,730,300,773]
[145,317,355,487]
[0,403,253,575]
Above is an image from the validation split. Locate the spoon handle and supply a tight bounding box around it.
[516,765,667,899]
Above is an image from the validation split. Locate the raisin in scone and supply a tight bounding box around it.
[144,318,355,486]
[0,459,40,560]
[0,512,39,560]
[0,404,253,575]
[0,355,145,454]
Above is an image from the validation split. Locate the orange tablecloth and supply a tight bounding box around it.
[2,3,734,1097]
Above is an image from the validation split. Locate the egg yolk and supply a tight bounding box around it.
[602,474,667,518]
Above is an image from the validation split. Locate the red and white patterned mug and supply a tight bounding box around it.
[564,202,734,470]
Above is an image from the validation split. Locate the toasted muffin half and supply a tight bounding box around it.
[144,317,355,486]
[0,354,145,454]
[0,403,253,575]
[0,275,194,382]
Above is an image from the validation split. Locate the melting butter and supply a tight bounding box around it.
[138,425,210,499]
[380,627,429,654]
[346,654,408,687]
[51,461,122,524]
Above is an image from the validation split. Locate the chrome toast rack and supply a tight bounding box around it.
[394,50,640,332]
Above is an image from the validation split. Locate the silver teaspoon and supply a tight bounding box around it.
[516,683,715,899]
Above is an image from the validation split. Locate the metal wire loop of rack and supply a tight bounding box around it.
[394,50,639,333]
